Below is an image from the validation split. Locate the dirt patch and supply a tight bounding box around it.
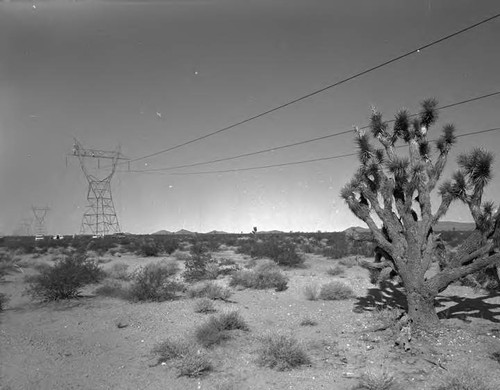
[2,252,500,389]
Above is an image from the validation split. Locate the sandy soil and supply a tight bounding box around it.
[2,251,500,390]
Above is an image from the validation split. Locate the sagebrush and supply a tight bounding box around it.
[26,254,103,301]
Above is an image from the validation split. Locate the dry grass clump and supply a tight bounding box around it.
[193,298,216,314]
[152,338,197,363]
[173,249,192,262]
[303,283,320,301]
[94,279,130,299]
[177,353,213,377]
[256,334,311,371]
[229,260,288,291]
[152,339,212,377]
[105,262,130,280]
[326,265,345,276]
[338,257,357,268]
[299,317,317,326]
[187,281,232,300]
[194,311,249,348]
[371,306,403,331]
[0,252,21,279]
[318,281,355,300]
[0,292,9,312]
[353,369,400,390]
[434,369,495,390]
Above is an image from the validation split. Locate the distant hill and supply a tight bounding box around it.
[175,229,196,235]
[152,230,172,235]
[257,230,284,235]
[206,230,228,235]
[434,221,475,231]
[343,221,475,236]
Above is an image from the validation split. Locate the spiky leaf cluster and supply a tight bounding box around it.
[457,148,494,190]
[419,98,439,128]
[393,110,410,143]
[356,133,374,165]
[370,111,388,138]
[436,124,456,153]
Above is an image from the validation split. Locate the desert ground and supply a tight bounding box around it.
[2,241,500,390]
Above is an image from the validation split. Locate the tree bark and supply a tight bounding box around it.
[405,286,440,328]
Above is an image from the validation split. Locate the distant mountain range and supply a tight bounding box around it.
[152,229,196,235]
[343,221,475,235]
[152,221,475,236]
[433,221,475,231]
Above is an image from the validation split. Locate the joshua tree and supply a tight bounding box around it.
[341,99,500,327]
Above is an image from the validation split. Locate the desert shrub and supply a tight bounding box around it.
[26,254,103,301]
[434,369,494,390]
[184,242,218,282]
[229,269,288,291]
[299,317,317,326]
[139,241,160,257]
[128,261,184,302]
[0,293,9,312]
[257,334,310,371]
[303,283,320,301]
[86,237,117,256]
[194,311,249,347]
[204,236,221,252]
[154,236,180,255]
[229,260,288,291]
[94,279,129,299]
[326,265,345,276]
[353,370,400,390]
[319,281,355,300]
[194,298,216,313]
[237,238,304,267]
[173,250,192,261]
[106,262,130,280]
[187,281,232,300]
[0,252,19,279]
[219,258,236,266]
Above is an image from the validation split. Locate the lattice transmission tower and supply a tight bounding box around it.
[69,139,128,236]
[32,206,50,236]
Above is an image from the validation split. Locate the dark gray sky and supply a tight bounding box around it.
[1,0,499,234]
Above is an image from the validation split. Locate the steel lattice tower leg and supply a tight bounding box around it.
[80,178,121,235]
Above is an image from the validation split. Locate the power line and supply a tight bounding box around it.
[128,91,500,173]
[119,11,500,166]
[128,126,500,175]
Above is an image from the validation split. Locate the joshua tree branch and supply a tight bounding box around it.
[428,253,500,292]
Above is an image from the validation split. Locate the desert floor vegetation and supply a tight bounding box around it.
[1,234,500,389]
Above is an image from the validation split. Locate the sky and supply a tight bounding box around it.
[0,0,499,235]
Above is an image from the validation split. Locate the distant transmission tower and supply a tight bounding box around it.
[69,139,128,236]
[19,217,33,236]
[32,206,50,236]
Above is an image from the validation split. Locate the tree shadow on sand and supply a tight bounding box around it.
[354,282,500,323]
[353,281,408,313]
[436,292,500,323]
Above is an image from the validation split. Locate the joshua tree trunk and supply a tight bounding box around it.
[404,279,440,327]
[341,99,500,328]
